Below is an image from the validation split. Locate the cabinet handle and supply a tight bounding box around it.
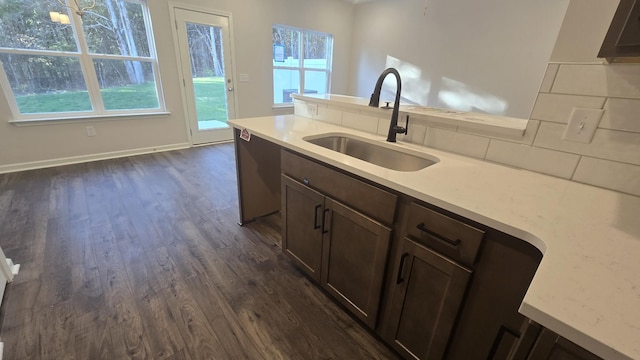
[396,252,409,284]
[322,208,330,234]
[313,204,322,230]
[416,222,461,247]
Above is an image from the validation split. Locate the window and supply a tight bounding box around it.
[0,0,163,120]
[272,24,333,105]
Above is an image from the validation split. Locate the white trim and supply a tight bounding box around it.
[168,2,239,145]
[0,142,190,174]
[9,111,171,126]
[0,0,165,121]
[168,3,195,145]
[0,248,13,283]
[6,259,19,277]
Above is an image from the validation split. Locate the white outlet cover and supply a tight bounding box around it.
[562,108,604,143]
[86,126,96,137]
[307,103,318,116]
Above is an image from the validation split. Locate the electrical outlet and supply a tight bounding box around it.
[307,103,318,116]
[562,108,603,143]
[86,126,96,137]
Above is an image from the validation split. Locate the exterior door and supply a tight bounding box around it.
[173,8,236,144]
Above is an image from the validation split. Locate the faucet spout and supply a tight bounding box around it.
[368,68,405,142]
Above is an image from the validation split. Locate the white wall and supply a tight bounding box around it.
[347,0,569,119]
[0,0,354,170]
[327,0,640,197]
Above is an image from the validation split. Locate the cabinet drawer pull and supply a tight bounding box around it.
[396,252,410,284]
[416,223,461,247]
[322,209,330,234]
[313,204,322,230]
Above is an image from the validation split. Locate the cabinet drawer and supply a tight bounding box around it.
[405,202,484,267]
[281,149,397,225]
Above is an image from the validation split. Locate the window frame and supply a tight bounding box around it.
[272,24,333,107]
[0,0,165,122]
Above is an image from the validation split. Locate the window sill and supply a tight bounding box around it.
[8,111,171,127]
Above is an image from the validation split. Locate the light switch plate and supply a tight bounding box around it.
[562,108,604,143]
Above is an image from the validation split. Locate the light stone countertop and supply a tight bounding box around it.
[228,115,640,360]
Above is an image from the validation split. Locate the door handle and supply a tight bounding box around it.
[321,209,330,234]
[396,252,410,284]
[227,87,234,92]
[313,204,322,230]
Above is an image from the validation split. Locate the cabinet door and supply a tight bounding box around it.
[320,198,392,329]
[281,175,325,282]
[387,238,472,360]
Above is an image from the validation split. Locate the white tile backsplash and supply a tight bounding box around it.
[534,122,640,166]
[315,107,342,125]
[601,98,640,133]
[377,117,391,136]
[552,64,640,98]
[530,93,605,123]
[425,128,490,159]
[573,157,640,197]
[539,64,559,93]
[397,117,427,144]
[342,112,379,133]
[300,59,640,197]
[486,140,580,179]
[294,100,312,118]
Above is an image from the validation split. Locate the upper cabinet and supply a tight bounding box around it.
[598,0,640,60]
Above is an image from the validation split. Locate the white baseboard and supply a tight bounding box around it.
[0,143,191,174]
[6,259,19,277]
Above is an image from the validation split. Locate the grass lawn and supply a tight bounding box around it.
[15,77,228,121]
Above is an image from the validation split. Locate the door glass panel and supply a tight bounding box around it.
[185,22,229,130]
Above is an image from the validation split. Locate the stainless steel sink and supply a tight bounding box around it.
[304,134,438,171]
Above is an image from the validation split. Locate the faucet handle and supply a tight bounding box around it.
[404,115,410,135]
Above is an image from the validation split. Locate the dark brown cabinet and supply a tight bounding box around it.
[281,150,396,329]
[281,175,325,281]
[379,201,543,360]
[385,237,471,360]
[275,147,543,359]
[599,0,640,59]
[321,198,391,328]
[510,321,602,360]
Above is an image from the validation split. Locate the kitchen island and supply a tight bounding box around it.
[229,114,640,360]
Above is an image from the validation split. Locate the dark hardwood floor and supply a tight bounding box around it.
[0,143,398,359]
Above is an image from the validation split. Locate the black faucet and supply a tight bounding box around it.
[368,67,407,142]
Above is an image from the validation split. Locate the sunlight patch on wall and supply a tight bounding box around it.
[438,77,508,115]
[382,56,431,105]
